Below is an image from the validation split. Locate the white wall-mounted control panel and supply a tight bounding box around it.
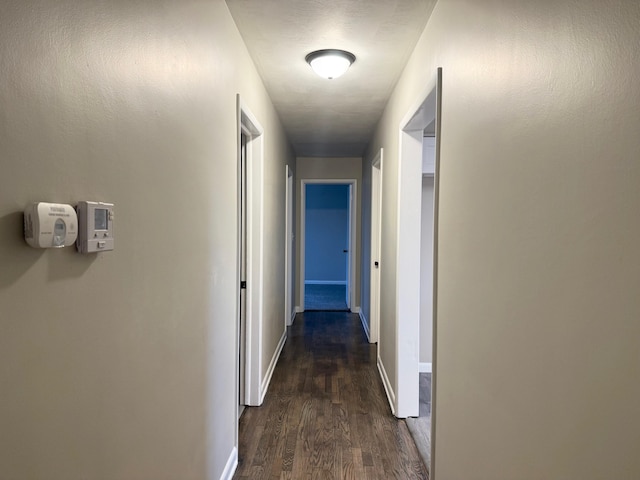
[24,202,78,248]
[76,201,114,253]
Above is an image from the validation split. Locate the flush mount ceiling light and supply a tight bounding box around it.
[305,49,356,80]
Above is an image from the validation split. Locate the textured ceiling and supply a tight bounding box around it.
[226,0,437,157]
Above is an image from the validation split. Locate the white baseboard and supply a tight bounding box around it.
[359,309,371,342]
[289,308,296,326]
[351,306,361,314]
[419,362,432,373]
[259,330,287,404]
[377,355,396,415]
[219,447,237,480]
[304,280,347,285]
[295,306,304,313]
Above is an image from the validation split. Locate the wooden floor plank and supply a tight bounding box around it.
[235,311,428,479]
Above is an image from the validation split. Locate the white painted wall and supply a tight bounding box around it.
[422,137,436,175]
[365,0,640,478]
[420,177,434,366]
[0,1,294,478]
[295,157,362,308]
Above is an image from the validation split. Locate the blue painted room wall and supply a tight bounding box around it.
[305,184,349,283]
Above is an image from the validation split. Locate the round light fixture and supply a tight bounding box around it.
[305,49,356,80]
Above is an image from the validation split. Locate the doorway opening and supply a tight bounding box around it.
[405,137,436,468]
[300,180,357,312]
[368,148,383,344]
[236,95,265,429]
[284,166,295,326]
[238,130,248,420]
[395,69,442,473]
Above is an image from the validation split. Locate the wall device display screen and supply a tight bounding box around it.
[54,219,66,234]
[95,209,108,230]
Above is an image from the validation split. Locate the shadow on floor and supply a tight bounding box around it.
[406,373,431,471]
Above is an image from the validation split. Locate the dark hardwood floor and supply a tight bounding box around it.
[234,311,428,480]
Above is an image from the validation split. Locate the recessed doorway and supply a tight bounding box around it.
[396,67,442,473]
[300,180,357,312]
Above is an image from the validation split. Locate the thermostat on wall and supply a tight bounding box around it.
[24,202,78,248]
[76,201,114,253]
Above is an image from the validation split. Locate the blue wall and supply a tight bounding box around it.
[305,184,350,283]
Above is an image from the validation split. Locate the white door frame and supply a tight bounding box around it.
[369,149,383,344]
[284,166,295,326]
[395,68,442,425]
[238,130,248,421]
[299,179,357,312]
[236,96,265,410]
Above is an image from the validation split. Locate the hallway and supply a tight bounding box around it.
[234,311,428,479]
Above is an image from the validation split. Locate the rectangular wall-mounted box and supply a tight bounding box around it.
[76,201,114,253]
[24,202,78,248]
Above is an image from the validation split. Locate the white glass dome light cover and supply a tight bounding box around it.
[305,49,356,79]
